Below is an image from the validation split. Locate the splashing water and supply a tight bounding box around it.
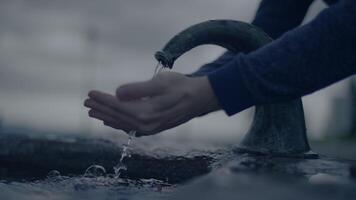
[47,170,61,179]
[84,165,107,178]
[113,130,135,177]
[35,169,174,199]
[112,62,167,178]
[84,62,167,179]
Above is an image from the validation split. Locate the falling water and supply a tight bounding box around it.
[112,62,167,178]
[113,130,136,177]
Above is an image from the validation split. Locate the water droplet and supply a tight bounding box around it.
[47,170,61,179]
[84,165,107,177]
[113,163,127,178]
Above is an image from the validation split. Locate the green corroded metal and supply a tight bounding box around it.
[155,20,271,69]
[155,20,317,158]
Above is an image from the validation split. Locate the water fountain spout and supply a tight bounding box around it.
[155,20,317,158]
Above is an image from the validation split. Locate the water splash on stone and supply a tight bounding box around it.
[84,165,107,178]
[47,170,61,179]
[113,130,135,177]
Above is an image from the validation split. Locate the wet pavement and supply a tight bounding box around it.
[0,132,355,200]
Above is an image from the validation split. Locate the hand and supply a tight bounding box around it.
[84,72,220,137]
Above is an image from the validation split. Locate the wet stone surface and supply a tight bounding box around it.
[0,133,356,199]
[0,174,175,200]
[169,153,356,200]
[0,133,216,184]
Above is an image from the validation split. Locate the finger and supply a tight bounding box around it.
[88,90,120,108]
[145,102,196,136]
[85,98,142,127]
[89,90,179,135]
[88,109,137,130]
[148,92,184,112]
[88,109,117,123]
[89,96,160,125]
[134,132,146,137]
[88,90,134,116]
[103,121,130,133]
[123,96,186,136]
[116,79,164,101]
[84,99,118,118]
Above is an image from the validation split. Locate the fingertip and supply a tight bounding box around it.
[84,99,91,107]
[122,129,130,134]
[116,80,159,101]
[88,109,95,117]
[134,132,146,137]
[103,122,117,130]
[88,90,98,98]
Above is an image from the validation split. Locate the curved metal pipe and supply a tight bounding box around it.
[155,20,317,158]
[155,20,271,69]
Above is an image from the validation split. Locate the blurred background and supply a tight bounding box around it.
[0,0,355,149]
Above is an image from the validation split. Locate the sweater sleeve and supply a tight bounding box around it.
[208,0,356,116]
[190,0,314,77]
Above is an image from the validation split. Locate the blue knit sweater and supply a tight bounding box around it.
[192,0,356,116]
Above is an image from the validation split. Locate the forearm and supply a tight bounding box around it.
[209,0,356,115]
[191,0,314,77]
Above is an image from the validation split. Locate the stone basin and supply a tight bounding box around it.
[0,132,217,184]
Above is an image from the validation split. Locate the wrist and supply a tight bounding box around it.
[190,76,221,114]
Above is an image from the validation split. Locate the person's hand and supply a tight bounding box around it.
[84,72,220,137]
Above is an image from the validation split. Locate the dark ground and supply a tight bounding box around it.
[311,137,356,160]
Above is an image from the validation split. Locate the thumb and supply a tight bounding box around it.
[116,79,163,101]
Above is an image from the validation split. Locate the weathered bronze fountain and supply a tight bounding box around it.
[155,20,317,158]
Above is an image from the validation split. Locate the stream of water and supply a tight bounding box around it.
[113,130,136,177]
[112,62,166,178]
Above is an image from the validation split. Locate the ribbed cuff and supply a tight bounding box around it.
[207,57,254,116]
